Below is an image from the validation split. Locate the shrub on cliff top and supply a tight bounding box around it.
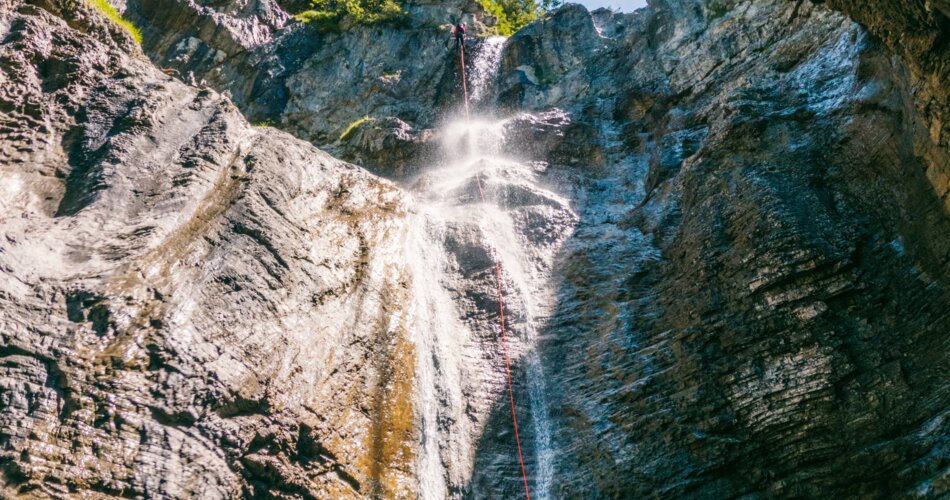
[294,0,406,30]
[478,0,561,36]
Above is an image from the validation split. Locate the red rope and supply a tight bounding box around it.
[460,43,532,500]
[459,44,471,117]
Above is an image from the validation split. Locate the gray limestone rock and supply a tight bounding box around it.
[1,1,422,497]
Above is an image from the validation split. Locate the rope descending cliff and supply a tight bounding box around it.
[459,43,532,500]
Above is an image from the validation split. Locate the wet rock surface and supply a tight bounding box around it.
[337,116,436,178]
[0,0,948,498]
[470,0,950,497]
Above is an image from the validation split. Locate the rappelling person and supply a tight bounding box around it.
[452,21,466,51]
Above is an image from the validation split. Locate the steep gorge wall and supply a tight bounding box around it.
[820,0,950,225]
[0,0,948,498]
[472,1,950,497]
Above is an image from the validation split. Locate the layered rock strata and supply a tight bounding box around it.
[1,1,422,496]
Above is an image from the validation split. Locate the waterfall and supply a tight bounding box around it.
[468,36,506,105]
[406,214,468,500]
[409,37,573,498]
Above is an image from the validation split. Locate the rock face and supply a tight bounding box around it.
[820,0,950,215]
[122,0,491,156]
[473,1,950,497]
[1,1,423,497]
[1,0,948,498]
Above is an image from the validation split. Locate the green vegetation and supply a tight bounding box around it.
[707,0,733,21]
[478,0,561,36]
[88,0,142,44]
[292,0,560,36]
[339,115,375,141]
[293,0,406,31]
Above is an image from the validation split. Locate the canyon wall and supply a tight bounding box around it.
[0,0,947,497]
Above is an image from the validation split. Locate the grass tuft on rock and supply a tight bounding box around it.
[340,115,375,141]
[707,0,734,21]
[88,0,142,44]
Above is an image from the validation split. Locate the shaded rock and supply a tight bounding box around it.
[336,116,436,178]
[124,0,493,148]
[816,0,950,214]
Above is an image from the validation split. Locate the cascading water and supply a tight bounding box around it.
[406,214,469,499]
[408,38,576,498]
[468,36,506,105]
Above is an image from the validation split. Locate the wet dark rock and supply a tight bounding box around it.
[468,0,950,497]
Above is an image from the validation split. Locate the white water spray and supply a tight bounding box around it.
[409,38,571,498]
